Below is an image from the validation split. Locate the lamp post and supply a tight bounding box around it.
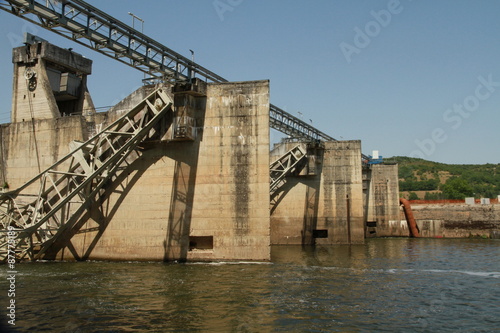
[189,49,195,79]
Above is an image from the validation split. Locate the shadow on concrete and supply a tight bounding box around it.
[363,168,372,237]
[271,146,324,246]
[162,146,199,262]
[42,152,163,260]
[163,93,205,262]
[47,93,206,262]
[42,104,176,260]
[301,180,321,245]
[270,176,322,246]
[270,178,300,215]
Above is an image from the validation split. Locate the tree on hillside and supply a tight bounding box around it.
[393,156,499,198]
[424,192,444,200]
[408,192,419,200]
[441,178,473,199]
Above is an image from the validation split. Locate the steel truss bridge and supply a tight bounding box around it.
[0,0,345,144]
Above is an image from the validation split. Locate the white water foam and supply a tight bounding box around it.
[423,269,500,278]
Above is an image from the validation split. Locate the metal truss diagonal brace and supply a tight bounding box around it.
[270,145,307,195]
[0,87,173,261]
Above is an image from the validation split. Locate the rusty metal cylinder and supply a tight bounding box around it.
[400,198,420,238]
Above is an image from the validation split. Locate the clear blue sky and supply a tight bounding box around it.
[1,0,500,164]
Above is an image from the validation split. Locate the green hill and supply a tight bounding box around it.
[384,157,500,200]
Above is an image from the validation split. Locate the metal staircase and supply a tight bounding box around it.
[0,87,173,261]
[270,145,307,195]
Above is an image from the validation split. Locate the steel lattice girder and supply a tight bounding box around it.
[0,0,226,83]
[0,88,173,261]
[269,104,336,142]
[0,0,351,146]
[270,145,307,194]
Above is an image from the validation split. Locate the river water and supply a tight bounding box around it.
[1,238,499,332]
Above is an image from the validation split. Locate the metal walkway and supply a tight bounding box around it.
[0,0,344,144]
[0,87,173,261]
[270,145,307,195]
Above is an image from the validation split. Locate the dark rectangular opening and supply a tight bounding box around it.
[189,236,213,250]
[312,229,328,238]
[367,221,377,228]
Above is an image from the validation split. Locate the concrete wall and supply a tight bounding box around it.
[409,203,500,238]
[0,116,88,190]
[0,124,8,188]
[189,81,270,260]
[364,164,401,237]
[371,202,500,239]
[0,41,95,192]
[270,140,364,245]
[2,73,271,261]
[11,57,59,121]
[64,80,271,261]
[11,42,94,123]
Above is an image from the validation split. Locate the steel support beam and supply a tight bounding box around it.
[270,104,336,142]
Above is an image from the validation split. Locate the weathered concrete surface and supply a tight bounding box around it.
[12,41,92,74]
[1,41,95,193]
[11,42,94,122]
[188,81,270,260]
[363,164,402,237]
[408,203,500,238]
[65,80,271,261]
[3,43,272,262]
[376,202,500,238]
[270,140,364,245]
[0,116,89,190]
[3,63,270,261]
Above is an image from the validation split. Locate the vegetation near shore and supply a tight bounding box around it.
[385,157,500,200]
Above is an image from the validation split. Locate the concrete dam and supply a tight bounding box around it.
[13,0,498,263]
[0,39,403,262]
